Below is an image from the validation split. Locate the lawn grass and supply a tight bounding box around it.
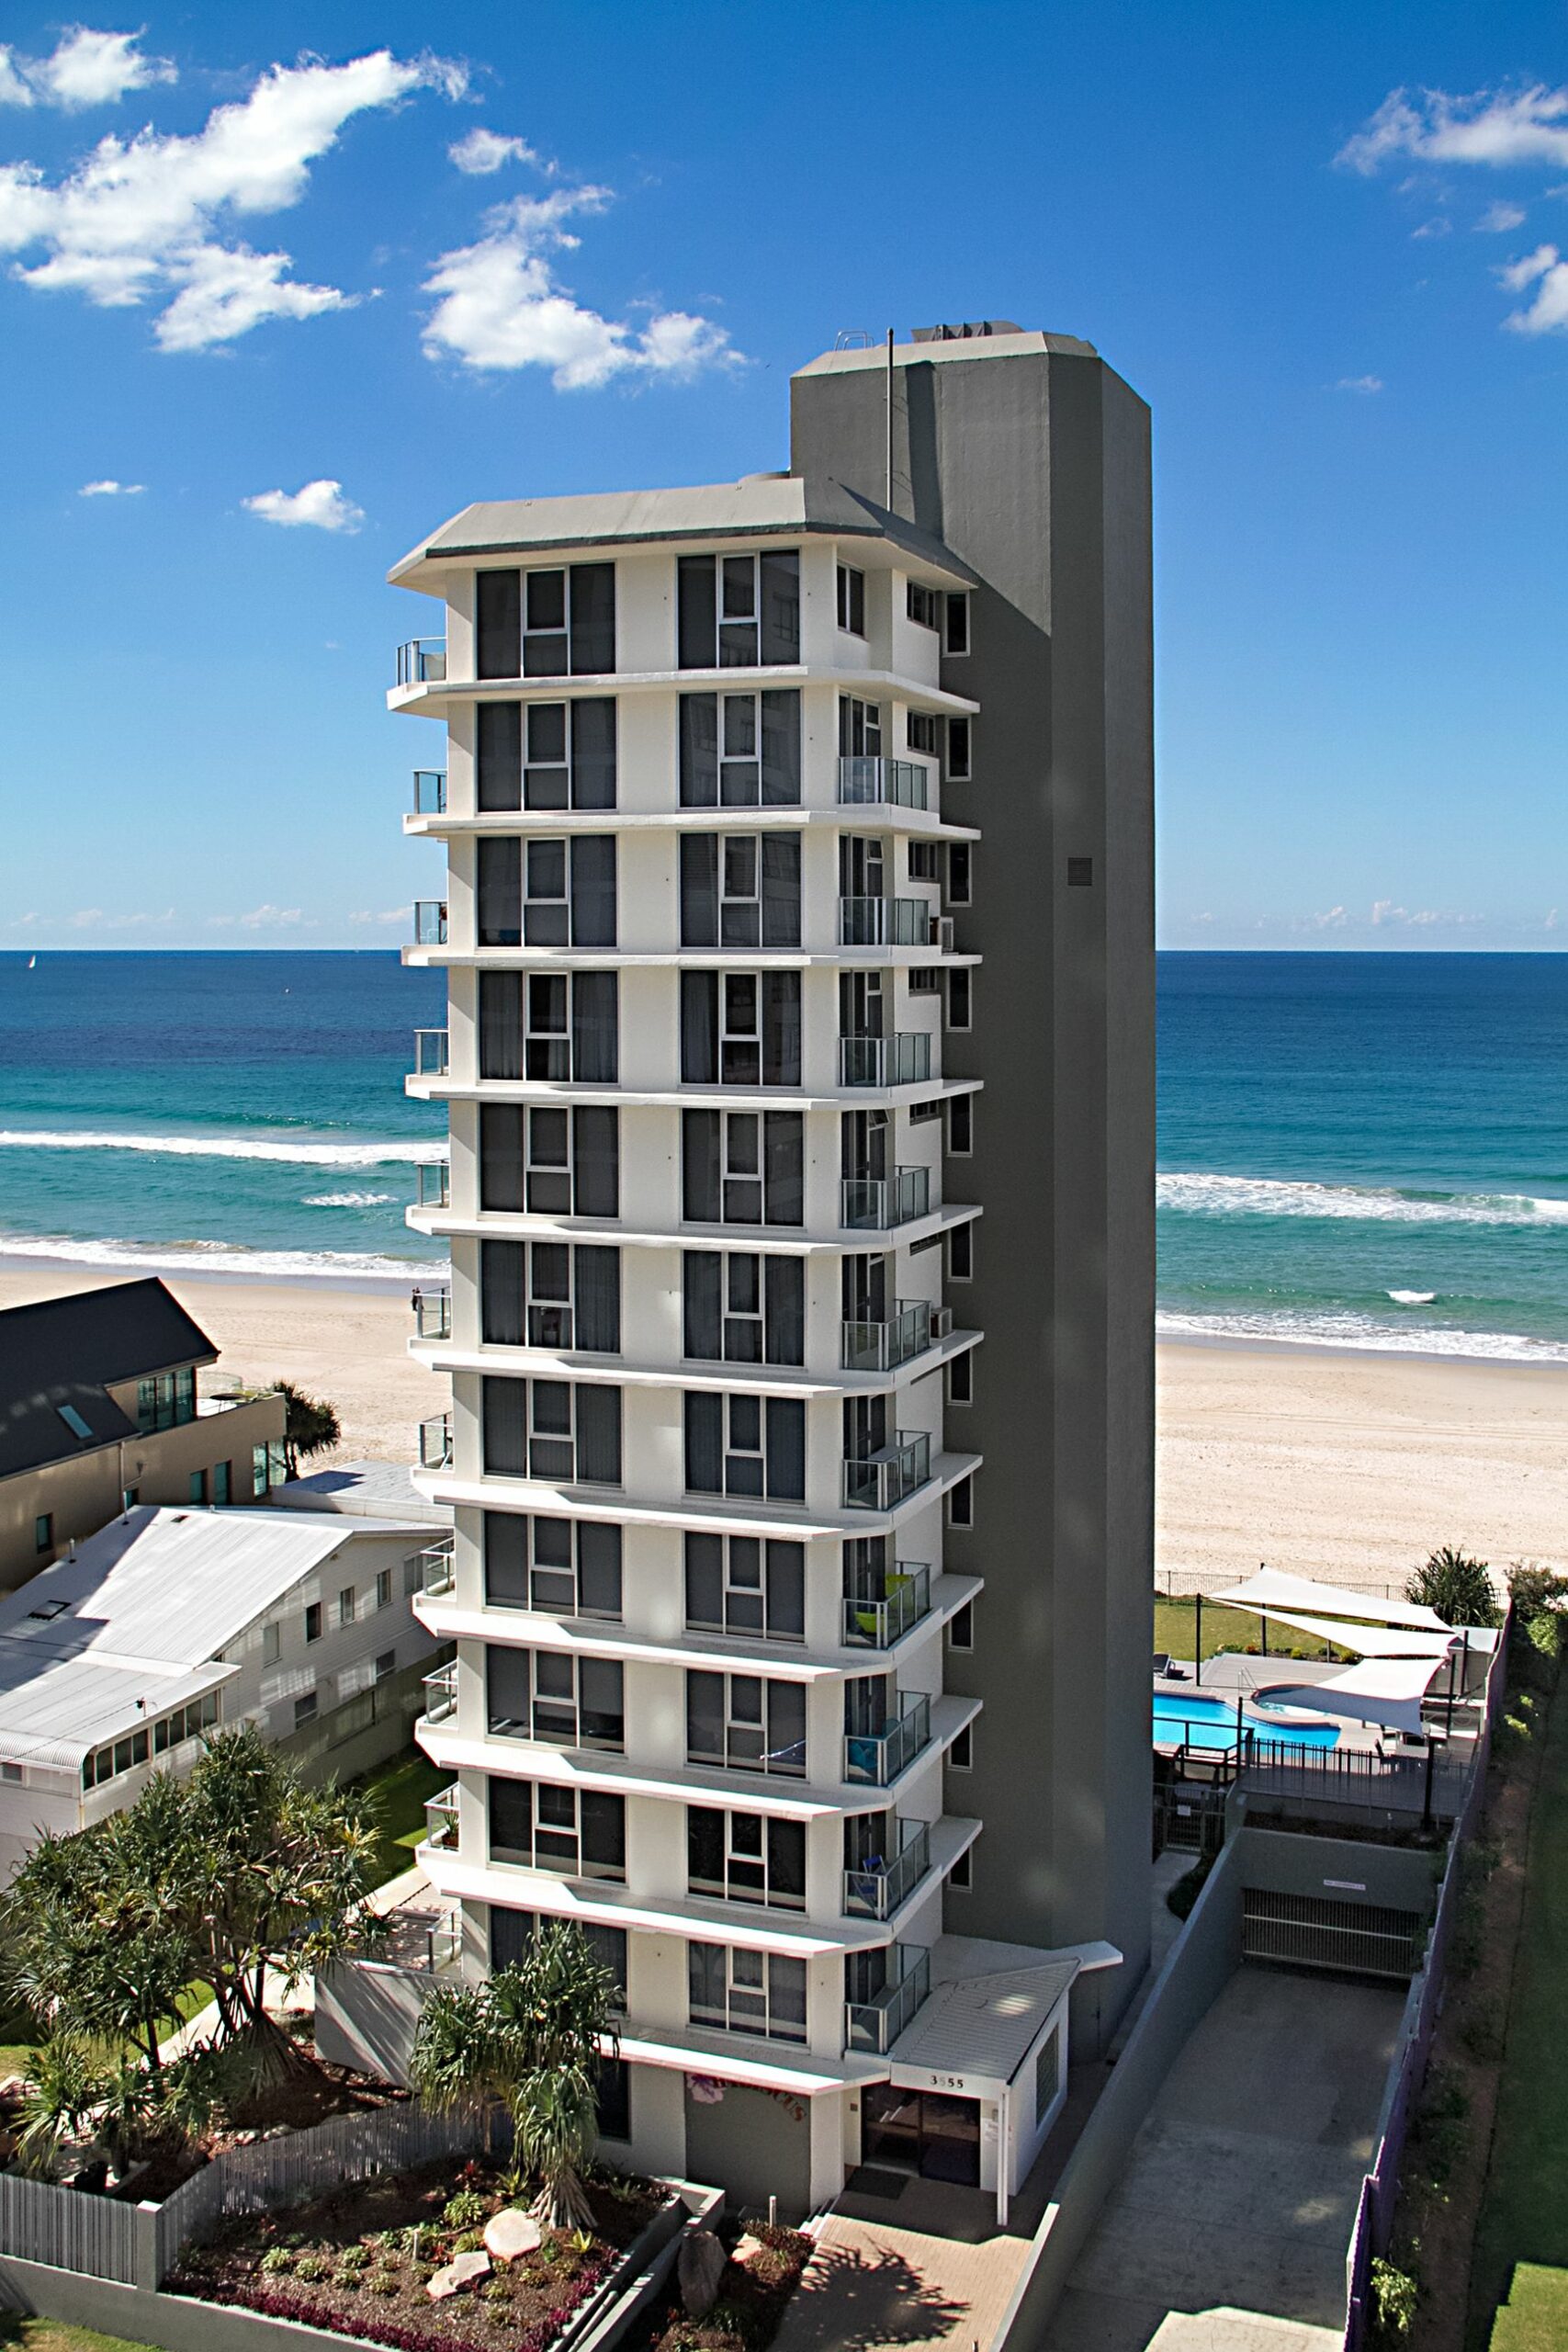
[0,2320,152,2352]
[1470,1665,1568,2344]
[346,1745,449,1887]
[1489,2264,1568,2349]
[1152,1596,1346,1667]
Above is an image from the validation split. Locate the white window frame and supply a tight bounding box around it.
[523,566,570,673]
[720,1112,763,1224]
[907,580,940,630]
[525,1108,571,1214]
[526,1241,575,1348]
[839,695,884,759]
[689,1941,807,2041]
[719,554,762,663]
[719,835,763,947]
[524,840,570,947]
[525,975,570,1080]
[907,709,938,755]
[376,1568,393,1610]
[337,1587,355,1628]
[720,973,762,1086]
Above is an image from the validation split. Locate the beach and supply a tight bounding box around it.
[7,1263,1565,1594]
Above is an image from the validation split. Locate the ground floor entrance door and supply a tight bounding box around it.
[863,2083,982,2185]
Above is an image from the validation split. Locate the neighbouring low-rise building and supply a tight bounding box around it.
[0,1278,288,1590]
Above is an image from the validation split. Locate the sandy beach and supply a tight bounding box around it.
[6,1265,1565,1596]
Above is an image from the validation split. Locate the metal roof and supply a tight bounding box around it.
[0,1277,217,1480]
[891,1948,1079,2090]
[271,1460,452,1528]
[0,1505,417,1767]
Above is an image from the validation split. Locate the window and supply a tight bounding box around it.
[487,1645,624,1750]
[134,1367,196,1435]
[677,549,799,669]
[484,1511,623,1618]
[943,592,970,655]
[908,1098,942,1126]
[679,691,801,807]
[213,1460,231,1505]
[838,695,883,759]
[949,1474,975,1530]
[480,1239,621,1352]
[303,1602,322,1645]
[479,1103,618,1219]
[376,1568,393,1611]
[947,842,972,905]
[488,1777,626,1881]
[682,1252,804,1367]
[679,832,801,947]
[481,1376,623,1487]
[681,972,801,1088]
[907,710,938,755]
[686,1672,807,1777]
[948,1601,974,1650]
[294,1690,319,1730]
[56,1401,94,1442]
[682,1109,803,1227]
[33,1514,51,1556]
[375,1650,396,1682]
[338,1587,355,1628]
[477,699,617,812]
[684,1533,805,1643]
[947,968,972,1033]
[948,1352,974,1408]
[951,1846,973,1891]
[1067,856,1094,888]
[908,967,942,996]
[263,1622,281,1666]
[476,837,616,950]
[1035,2022,1062,2120]
[253,1442,270,1498]
[689,1808,806,1909]
[688,1942,807,2042]
[491,1907,628,2004]
[907,580,940,630]
[837,563,865,637]
[950,1723,973,1770]
[476,563,615,680]
[84,1693,220,1789]
[478,970,617,1083]
[0,1764,20,1784]
[908,841,941,883]
[684,1391,806,1501]
[188,1469,208,1505]
[946,717,972,781]
[949,1223,974,1283]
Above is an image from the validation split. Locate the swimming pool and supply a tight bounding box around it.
[1152,1690,1341,1751]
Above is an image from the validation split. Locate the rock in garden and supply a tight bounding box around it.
[426,2251,491,2300]
[483,2211,543,2263]
[731,2233,766,2269]
[677,2226,727,2318]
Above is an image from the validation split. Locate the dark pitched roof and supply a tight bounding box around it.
[0,1279,218,1482]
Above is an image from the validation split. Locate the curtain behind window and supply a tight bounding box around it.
[480,1105,525,1211]
[678,558,716,670]
[477,702,522,809]
[570,837,616,947]
[682,1110,720,1221]
[573,1385,622,1485]
[478,839,522,947]
[679,695,718,806]
[573,1247,620,1353]
[483,1510,531,1607]
[679,835,718,945]
[481,1239,526,1346]
[477,571,521,679]
[762,1114,804,1224]
[479,973,524,1080]
[681,972,717,1084]
[684,1391,723,1492]
[489,1777,533,1863]
[570,974,618,1082]
[572,1107,619,1217]
[764,1258,805,1364]
[682,1252,724,1361]
[760,551,800,665]
[569,564,615,674]
[570,699,617,808]
[487,1644,532,1732]
[482,1376,529,1476]
[761,837,800,946]
[761,692,801,806]
[764,1397,806,1500]
[762,974,801,1087]
[766,1543,806,1639]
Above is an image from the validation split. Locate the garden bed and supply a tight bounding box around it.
[165,2154,661,2352]
[645,2221,811,2352]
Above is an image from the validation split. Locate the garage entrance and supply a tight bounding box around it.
[1242,1887,1424,1978]
[862,2083,982,2185]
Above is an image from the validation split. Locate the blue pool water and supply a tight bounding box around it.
[1152,1690,1341,1751]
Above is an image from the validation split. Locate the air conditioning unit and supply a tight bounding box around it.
[934,916,954,953]
[931,1306,954,1340]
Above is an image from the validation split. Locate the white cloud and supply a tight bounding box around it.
[1499,243,1568,334]
[243,479,364,531]
[1336,374,1383,393]
[1477,199,1527,232]
[208,905,306,929]
[1411,215,1451,239]
[1338,84,1568,175]
[0,27,175,110]
[78,475,143,493]
[67,905,175,929]
[423,187,739,388]
[449,127,536,175]
[0,48,464,349]
[1307,906,1348,930]
[349,905,412,924]
[1371,899,1476,929]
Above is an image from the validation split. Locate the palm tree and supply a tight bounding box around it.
[411,1924,619,2228]
[1407,1544,1500,1629]
[275,1383,342,1477]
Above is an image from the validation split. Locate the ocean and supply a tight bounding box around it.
[2,950,1567,1361]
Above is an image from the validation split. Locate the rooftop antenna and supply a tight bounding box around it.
[885,328,895,513]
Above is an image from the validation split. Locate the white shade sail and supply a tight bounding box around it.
[1262,1610,1457,1661]
[1262,1654,1445,1735]
[1214,1568,1451,1634]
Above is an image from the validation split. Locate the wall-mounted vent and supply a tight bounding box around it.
[1066,857,1095,888]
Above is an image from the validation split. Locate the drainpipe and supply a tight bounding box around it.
[996,2085,1010,2228]
[1194,1591,1203,1688]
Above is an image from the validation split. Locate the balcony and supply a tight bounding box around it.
[413,1290,451,1340]
[422,1662,457,1725]
[839,1034,932,1089]
[837,756,931,812]
[423,1784,459,1850]
[840,1167,931,1230]
[413,1028,449,1078]
[412,1539,455,1598]
[396,639,446,686]
[844,1822,931,1921]
[412,769,447,815]
[841,1302,935,1374]
[416,1163,450,1210]
[841,1563,932,1648]
[844,1692,931,1787]
[843,1430,932,1512]
[845,1943,931,2054]
[419,1412,452,1470]
[839,896,939,948]
[412,900,448,948]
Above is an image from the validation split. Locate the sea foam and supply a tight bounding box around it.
[0,1128,446,1170]
[0,1233,447,1284]
[1157,1306,1568,1365]
[1159,1171,1568,1228]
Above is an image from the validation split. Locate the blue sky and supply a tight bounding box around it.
[3,0,1564,951]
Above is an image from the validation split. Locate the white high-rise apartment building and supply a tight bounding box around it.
[394,326,1153,2220]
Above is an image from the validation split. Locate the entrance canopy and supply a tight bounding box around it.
[1268,1654,1445,1735]
[1261,1609,1457,1661]
[1215,1568,1450,1634]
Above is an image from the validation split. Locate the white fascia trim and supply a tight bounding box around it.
[613,2027,887,2097]
[406,1074,981,1110]
[405,809,981,845]
[401,949,981,978]
[407,1202,984,1253]
[389,666,980,719]
[410,1327,982,1397]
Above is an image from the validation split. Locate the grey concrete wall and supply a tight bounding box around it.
[313,1958,429,2083]
[790,339,1156,2028]
[682,2083,810,2222]
[1232,1826,1442,1920]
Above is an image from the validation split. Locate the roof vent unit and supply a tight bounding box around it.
[26,1600,70,1623]
[911,321,1021,342]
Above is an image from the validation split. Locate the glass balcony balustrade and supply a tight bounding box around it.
[412,1539,455,1598]
[412,901,448,947]
[838,1034,932,1089]
[843,1691,931,1786]
[842,1430,932,1511]
[840,1302,934,1374]
[412,770,447,814]
[837,756,931,811]
[422,1662,457,1724]
[396,639,446,686]
[838,896,939,948]
[413,1028,449,1078]
[843,1822,931,1920]
[416,1163,450,1209]
[419,1412,452,1470]
[413,1290,451,1340]
[841,1563,931,1648]
[840,1167,931,1230]
[844,1943,931,2054]
[423,1784,459,1849]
